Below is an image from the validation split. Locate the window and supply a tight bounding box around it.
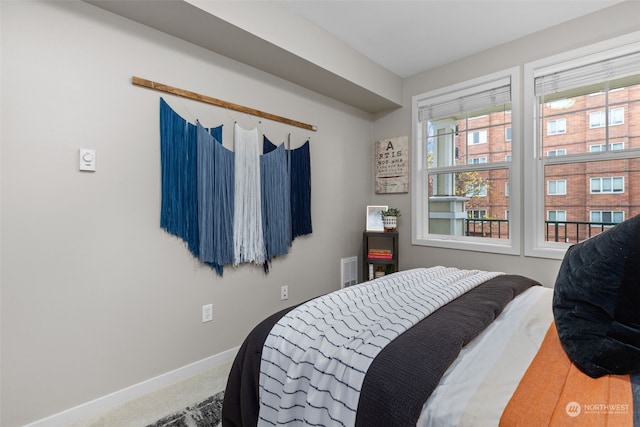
[467,157,488,164]
[589,111,605,128]
[590,142,625,152]
[589,108,624,128]
[547,179,566,195]
[467,130,488,145]
[468,209,487,219]
[505,182,510,197]
[412,67,518,254]
[590,177,624,193]
[524,34,640,259]
[466,182,488,197]
[547,149,567,157]
[547,210,567,222]
[547,119,566,135]
[611,108,625,125]
[590,210,624,224]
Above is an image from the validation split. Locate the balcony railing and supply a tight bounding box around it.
[465,218,509,239]
[464,219,618,242]
[545,220,618,243]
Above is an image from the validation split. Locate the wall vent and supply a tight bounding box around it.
[340,256,358,288]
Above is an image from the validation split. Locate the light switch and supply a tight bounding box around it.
[79,149,96,172]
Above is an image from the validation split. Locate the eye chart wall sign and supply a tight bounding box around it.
[375,136,409,194]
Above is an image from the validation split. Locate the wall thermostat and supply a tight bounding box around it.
[79,148,96,172]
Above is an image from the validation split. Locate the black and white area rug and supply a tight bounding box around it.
[147,391,224,427]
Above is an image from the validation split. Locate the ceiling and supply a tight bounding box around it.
[86,0,625,114]
[282,0,625,78]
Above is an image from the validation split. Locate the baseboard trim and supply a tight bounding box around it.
[24,346,239,427]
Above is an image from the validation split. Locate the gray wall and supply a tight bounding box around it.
[3,1,640,426]
[0,2,372,425]
[372,0,640,287]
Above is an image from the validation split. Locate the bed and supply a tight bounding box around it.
[222,215,640,427]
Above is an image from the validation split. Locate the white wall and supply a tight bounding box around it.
[0,2,373,425]
[372,0,640,287]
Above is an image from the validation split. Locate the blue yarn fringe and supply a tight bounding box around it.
[160,98,224,274]
[160,98,199,255]
[261,142,292,264]
[264,137,312,240]
[197,122,234,274]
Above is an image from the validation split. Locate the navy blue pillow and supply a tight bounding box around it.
[553,214,640,378]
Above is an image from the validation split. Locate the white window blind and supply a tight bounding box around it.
[418,77,511,121]
[535,50,640,96]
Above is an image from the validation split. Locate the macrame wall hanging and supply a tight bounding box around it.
[158,97,313,276]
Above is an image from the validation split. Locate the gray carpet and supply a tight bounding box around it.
[147,391,224,427]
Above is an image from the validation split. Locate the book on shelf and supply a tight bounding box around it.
[367,249,392,259]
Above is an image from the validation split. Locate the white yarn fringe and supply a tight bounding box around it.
[233,123,266,266]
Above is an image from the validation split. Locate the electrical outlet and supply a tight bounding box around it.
[202,304,213,322]
[280,285,289,301]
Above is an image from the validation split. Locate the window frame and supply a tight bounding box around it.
[547,148,567,157]
[589,110,606,128]
[589,176,624,194]
[546,118,567,135]
[524,31,640,259]
[589,107,625,128]
[547,210,567,222]
[467,130,488,145]
[467,156,488,164]
[468,209,488,219]
[505,127,512,141]
[411,67,520,255]
[547,179,567,195]
[466,182,488,197]
[590,142,625,152]
[590,210,624,225]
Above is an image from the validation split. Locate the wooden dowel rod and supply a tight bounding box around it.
[132,76,317,132]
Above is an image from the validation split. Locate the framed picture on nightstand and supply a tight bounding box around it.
[366,205,387,231]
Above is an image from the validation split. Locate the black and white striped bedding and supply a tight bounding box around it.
[222,267,539,427]
[259,267,501,426]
